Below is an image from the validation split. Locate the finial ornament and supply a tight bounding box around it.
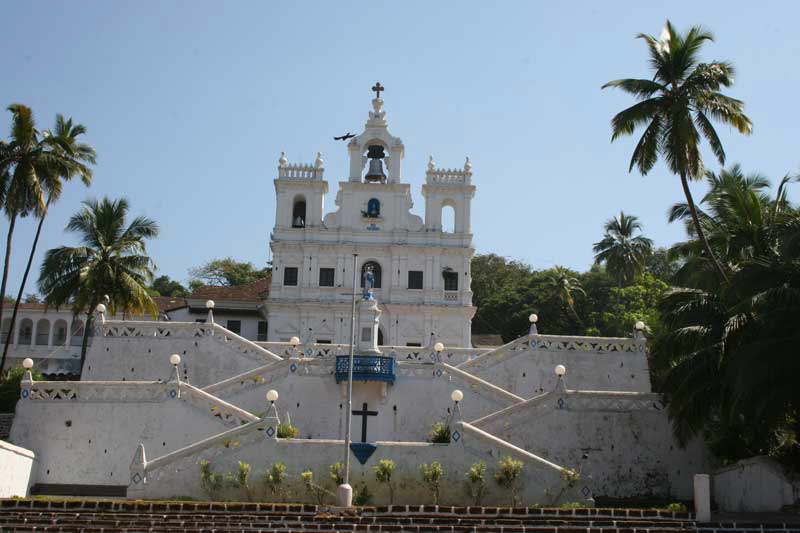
[315,152,324,169]
[371,82,385,99]
[464,156,472,172]
[279,152,288,167]
[428,156,435,171]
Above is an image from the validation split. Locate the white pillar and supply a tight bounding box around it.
[693,473,711,522]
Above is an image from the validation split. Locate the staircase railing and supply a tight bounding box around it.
[457,421,566,473]
[439,363,524,404]
[179,383,259,426]
[99,320,283,362]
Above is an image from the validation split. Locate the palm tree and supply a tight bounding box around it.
[593,211,654,285]
[1,115,95,369]
[38,197,159,372]
[603,21,752,282]
[542,266,586,327]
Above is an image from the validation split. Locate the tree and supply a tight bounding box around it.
[188,257,270,287]
[1,114,95,369]
[37,197,159,373]
[150,275,188,297]
[653,172,800,468]
[603,21,752,282]
[0,108,95,372]
[541,266,586,327]
[593,211,653,286]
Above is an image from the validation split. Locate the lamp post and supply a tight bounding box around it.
[633,321,646,340]
[289,336,300,358]
[206,300,215,324]
[555,364,566,392]
[450,389,463,425]
[169,353,181,381]
[338,253,359,507]
[528,313,538,336]
[433,341,444,363]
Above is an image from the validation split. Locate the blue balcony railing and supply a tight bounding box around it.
[335,356,395,384]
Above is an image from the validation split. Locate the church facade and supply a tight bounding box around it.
[267,88,476,348]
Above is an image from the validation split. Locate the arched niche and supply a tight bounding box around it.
[53,319,68,345]
[35,319,50,345]
[292,195,307,228]
[360,261,382,289]
[18,318,33,345]
[441,199,457,233]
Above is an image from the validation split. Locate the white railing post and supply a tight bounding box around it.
[694,473,711,522]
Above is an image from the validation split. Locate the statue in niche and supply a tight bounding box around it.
[366,198,380,218]
[362,266,375,301]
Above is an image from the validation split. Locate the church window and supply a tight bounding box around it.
[443,271,459,291]
[406,342,422,347]
[365,198,381,218]
[316,339,331,344]
[283,267,299,286]
[226,320,241,335]
[257,321,268,341]
[36,319,50,345]
[408,270,423,290]
[18,319,33,345]
[441,203,456,233]
[319,268,335,287]
[360,261,382,289]
[378,328,384,345]
[361,327,372,342]
[292,198,306,228]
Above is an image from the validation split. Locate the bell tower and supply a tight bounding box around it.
[348,82,405,183]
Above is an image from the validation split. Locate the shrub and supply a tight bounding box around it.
[464,461,487,506]
[559,502,582,509]
[231,461,252,501]
[0,365,43,413]
[420,461,444,504]
[373,459,396,504]
[300,470,329,505]
[199,460,224,499]
[666,502,687,512]
[494,456,524,506]
[277,423,299,439]
[353,482,372,506]
[427,422,451,443]
[329,462,345,486]
[263,462,287,501]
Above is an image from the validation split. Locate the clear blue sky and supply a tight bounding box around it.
[2,1,798,295]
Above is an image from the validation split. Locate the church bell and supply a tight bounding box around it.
[364,145,387,182]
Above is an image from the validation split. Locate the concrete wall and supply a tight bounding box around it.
[131,435,580,506]
[0,440,36,497]
[713,456,798,512]
[10,399,228,486]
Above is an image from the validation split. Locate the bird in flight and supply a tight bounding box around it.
[334,132,355,141]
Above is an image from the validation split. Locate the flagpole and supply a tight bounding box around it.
[339,253,358,506]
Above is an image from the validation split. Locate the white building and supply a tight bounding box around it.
[267,88,476,348]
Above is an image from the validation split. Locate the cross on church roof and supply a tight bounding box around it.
[372,82,384,99]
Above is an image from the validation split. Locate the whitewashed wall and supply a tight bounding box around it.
[0,440,36,497]
[713,456,798,512]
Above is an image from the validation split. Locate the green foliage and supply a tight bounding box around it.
[199,460,224,499]
[263,462,287,501]
[277,423,299,439]
[464,461,487,506]
[188,257,270,287]
[427,422,451,443]
[494,456,524,506]
[419,461,444,504]
[150,275,188,297]
[586,273,668,338]
[666,502,687,512]
[329,462,345,486]
[0,365,43,412]
[229,461,252,501]
[559,502,583,509]
[593,211,654,285]
[300,470,329,505]
[353,482,372,506]
[373,459,396,504]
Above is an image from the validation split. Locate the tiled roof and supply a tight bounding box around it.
[153,296,188,312]
[188,277,270,302]
[471,334,504,348]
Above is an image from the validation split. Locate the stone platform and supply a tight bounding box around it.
[2,499,799,532]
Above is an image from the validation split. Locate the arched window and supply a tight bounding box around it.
[0,318,11,344]
[377,327,385,346]
[292,197,306,228]
[441,202,456,233]
[70,319,84,346]
[53,319,68,345]
[366,198,381,218]
[360,261,382,289]
[35,319,50,345]
[18,318,33,345]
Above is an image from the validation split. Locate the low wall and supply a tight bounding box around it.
[0,440,36,497]
[131,430,586,505]
[713,456,799,512]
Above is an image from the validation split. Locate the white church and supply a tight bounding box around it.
[2,86,711,506]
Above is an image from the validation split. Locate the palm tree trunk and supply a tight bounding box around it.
[1,210,48,370]
[679,172,730,283]
[0,212,19,373]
